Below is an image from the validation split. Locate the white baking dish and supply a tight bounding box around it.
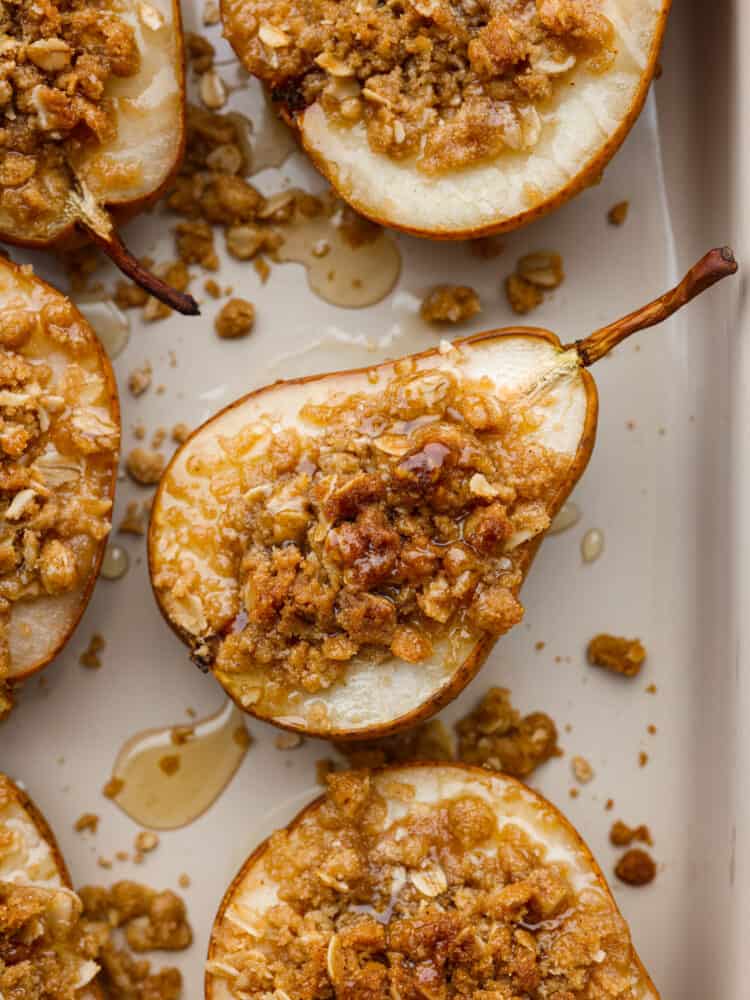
[0,1,743,995]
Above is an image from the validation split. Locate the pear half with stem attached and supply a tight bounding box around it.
[222,0,670,238]
[149,248,736,740]
[0,257,119,700]
[207,762,659,999]
[0,772,102,997]
[0,0,198,314]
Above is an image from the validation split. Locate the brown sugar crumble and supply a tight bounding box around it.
[608,200,630,226]
[456,686,560,779]
[153,360,570,713]
[209,769,647,1000]
[571,754,594,784]
[225,0,614,174]
[74,811,100,834]
[638,751,649,768]
[420,285,481,325]
[171,423,191,445]
[118,500,147,536]
[79,632,105,669]
[135,831,160,855]
[587,633,646,678]
[505,251,564,314]
[614,848,656,887]
[215,298,256,339]
[128,363,153,398]
[102,776,124,799]
[126,447,165,486]
[609,820,653,848]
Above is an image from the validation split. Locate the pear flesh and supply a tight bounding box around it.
[0,258,119,683]
[223,0,670,236]
[206,763,659,1000]
[0,774,101,996]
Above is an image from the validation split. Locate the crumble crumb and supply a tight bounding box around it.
[605,798,614,811]
[119,501,147,536]
[98,857,113,870]
[638,751,649,768]
[74,812,100,833]
[614,848,656,887]
[609,820,653,848]
[608,200,630,226]
[505,272,543,314]
[128,363,153,398]
[587,633,646,678]
[455,687,560,779]
[275,732,303,750]
[159,755,181,776]
[126,447,165,486]
[178,874,191,889]
[172,423,191,445]
[152,428,167,449]
[204,278,222,298]
[645,683,657,694]
[215,298,256,338]
[103,777,124,799]
[569,787,579,799]
[116,851,130,862]
[135,831,160,854]
[535,640,545,651]
[420,285,481,325]
[115,280,150,311]
[647,723,657,735]
[79,633,105,669]
[505,251,564,314]
[571,755,594,784]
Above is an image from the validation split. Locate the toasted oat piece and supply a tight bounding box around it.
[587,633,647,677]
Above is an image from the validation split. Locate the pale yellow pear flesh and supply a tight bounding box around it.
[149,331,593,737]
[206,763,659,1000]
[0,774,101,996]
[0,259,119,682]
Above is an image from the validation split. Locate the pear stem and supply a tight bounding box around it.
[571,247,737,366]
[82,224,200,316]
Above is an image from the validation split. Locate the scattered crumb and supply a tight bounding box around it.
[126,447,165,486]
[569,788,579,799]
[133,422,146,441]
[615,848,656,886]
[625,419,636,431]
[119,500,146,536]
[74,813,100,834]
[159,755,181,776]
[135,831,160,854]
[178,874,191,889]
[128,362,152,398]
[505,251,564,314]
[116,851,130,863]
[171,423,191,444]
[571,755,594,784]
[151,428,167,449]
[587,634,647,678]
[608,200,630,226]
[605,798,614,811]
[638,751,649,768]
[79,633,105,669]
[215,298,256,338]
[420,285,481,325]
[505,272,543,315]
[204,278,222,298]
[253,257,271,283]
[645,683,657,694]
[275,732,303,750]
[114,281,150,310]
[98,857,113,870]
[102,777,124,799]
[647,723,657,735]
[534,641,546,651]
[609,820,653,848]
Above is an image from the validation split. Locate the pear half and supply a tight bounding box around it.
[148,249,736,739]
[0,772,102,997]
[0,257,119,689]
[222,0,670,238]
[0,0,198,314]
[206,762,659,999]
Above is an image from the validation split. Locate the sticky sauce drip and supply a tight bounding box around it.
[108,700,251,830]
[277,200,401,308]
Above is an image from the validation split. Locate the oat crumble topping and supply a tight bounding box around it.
[609,821,652,848]
[126,446,165,486]
[0,0,140,228]
[613,849,655,888]
[587,634,646,678]
[155,362,568,705]
[226,0,614,174]
[215,297,256,339]
[420,285,481,325]
[209,769,646,999]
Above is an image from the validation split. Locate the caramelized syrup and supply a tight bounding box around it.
[109,700,250,830]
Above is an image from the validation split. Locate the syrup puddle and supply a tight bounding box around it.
[277,200,401,308]
[76,299,130,359]
[109,700,250,830]
[224,105,296,176]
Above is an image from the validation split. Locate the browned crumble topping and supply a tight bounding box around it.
[102,775,124,799]
[209,770,645,999]
[505,272,543,314]
[119,499,147,536]
[204,278,222,298]
[420,285,481,325]
[74,811,100,833]
[226,0,614,174]
[609,820,652,848]
[614,849,656,887]
[128,362,152,398]
[135,831,159,854]
[0,0,140,229]
[571,754,593,784]
[215,297,256,339]
[456,686,560,778]
[608,200,629,226]
[505,251,564,314]
[171,423,191,445]
[114,280,150,311]
[79,631,105,668]
[158,363,568,703]
[336,719,453,769]
[126,447,165,486]
[587,633,646,677]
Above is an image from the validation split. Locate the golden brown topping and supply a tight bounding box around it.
[128,363,153,398]
[74,812,100,833]
[126,447,165,486]
[214,298,256,339]
[609,820,653,848]
[455,686,560,777]
[420,285,481,325]
[571,754,594,784]
[587,633,647,677]
[614,848,656,887]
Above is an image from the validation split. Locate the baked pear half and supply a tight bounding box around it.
[0,772,102,997]
[222,0,670,237]
[0,257,119,704]
[207,762,659,999]
[0,0,197,313]
[149,249,735,740]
